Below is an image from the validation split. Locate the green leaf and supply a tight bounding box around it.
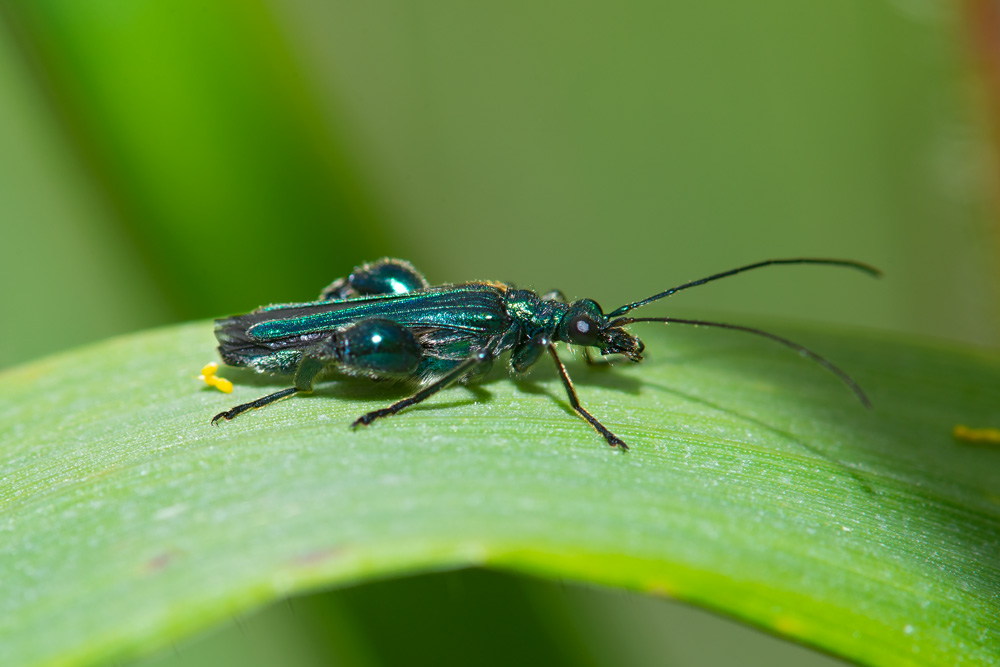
[1,321,998,666]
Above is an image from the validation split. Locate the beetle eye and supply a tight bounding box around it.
[567,315,601,346]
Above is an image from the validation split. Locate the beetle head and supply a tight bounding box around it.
[557,299,645,361]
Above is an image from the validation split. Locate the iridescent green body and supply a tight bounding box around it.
[212,257,879,450]
[218,283,516,377]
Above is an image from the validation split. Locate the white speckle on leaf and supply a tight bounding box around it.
[154,504,188,521]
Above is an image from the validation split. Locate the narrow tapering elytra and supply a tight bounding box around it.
[211,257,879,449]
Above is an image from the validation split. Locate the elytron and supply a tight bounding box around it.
[212,257,878,450]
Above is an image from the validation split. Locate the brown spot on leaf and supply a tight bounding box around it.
[291,546,345,566]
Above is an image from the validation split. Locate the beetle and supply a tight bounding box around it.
[211,257,879,450]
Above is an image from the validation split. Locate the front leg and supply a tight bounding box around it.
[546,344,627,450]
[510,335,627,449]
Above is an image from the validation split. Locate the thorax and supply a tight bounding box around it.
[503,289,566,338]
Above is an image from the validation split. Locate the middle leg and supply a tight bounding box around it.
[352,349,494,428]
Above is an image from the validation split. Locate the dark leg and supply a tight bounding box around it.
[352,350,493,428]
[547,344,627,450]
[212,333,333,425]
[211,347,328,424]
[213,318,426,426]
[212,387,299,424]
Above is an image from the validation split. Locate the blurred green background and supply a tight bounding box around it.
[1,0,996,665]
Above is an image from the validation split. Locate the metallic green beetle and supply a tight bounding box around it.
[212,257,878,450]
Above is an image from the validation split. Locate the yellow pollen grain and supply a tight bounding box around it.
[197,362,234,393]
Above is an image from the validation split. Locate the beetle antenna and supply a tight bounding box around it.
[606,258,880,318]
[610,316,872,408]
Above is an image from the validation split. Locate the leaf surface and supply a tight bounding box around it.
[1,321,998,666]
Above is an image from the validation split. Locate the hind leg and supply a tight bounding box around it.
[212,318,423,424]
